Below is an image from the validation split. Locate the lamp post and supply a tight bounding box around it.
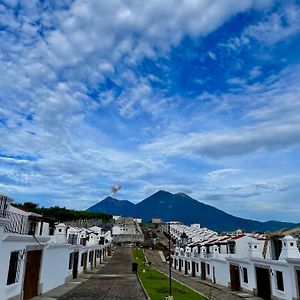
[168,222,172,297]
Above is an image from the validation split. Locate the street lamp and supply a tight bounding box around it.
[168,222,172,298]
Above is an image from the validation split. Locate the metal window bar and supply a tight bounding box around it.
[4,211,29,235]
[68,234,78,245]
[15,250,22,283]
[0,196,8,218]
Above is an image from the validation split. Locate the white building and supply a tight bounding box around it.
[0,194,112,300]
[170,223,300,300]
[112,217,144,243]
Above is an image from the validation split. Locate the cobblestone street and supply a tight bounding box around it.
[59,246,147,300]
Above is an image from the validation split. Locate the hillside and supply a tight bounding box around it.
[88,196,136,216]
[87,191,297,232]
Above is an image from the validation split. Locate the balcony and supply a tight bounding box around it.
[4,211,29,235]
[0,195,9,218]
[68,234,79,245]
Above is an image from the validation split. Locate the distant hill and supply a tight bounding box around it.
[87,190,297,232]
[87,196,136,216]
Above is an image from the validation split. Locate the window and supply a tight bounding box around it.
[228,242,235,254]
[243,267,248,283]
[196,263,199,273]
[7,251,21,285]
[28,221,37,235]
[276,271,284,291]
[207,264,210,275]
[81,253,84,267]
[69,253,74,270]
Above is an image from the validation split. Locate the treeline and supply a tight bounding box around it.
[13,202,112,223]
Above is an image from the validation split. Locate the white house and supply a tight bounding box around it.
[170,223,300,300]
[0,193,113,300]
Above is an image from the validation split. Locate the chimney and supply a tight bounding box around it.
[279,235,300,260]
[248,239,263,259]
[212,245,219,258]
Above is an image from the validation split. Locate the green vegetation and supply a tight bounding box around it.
[13,202,112,222]
[133,248,206,300]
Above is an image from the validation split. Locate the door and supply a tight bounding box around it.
[94,250,97,268]
[90,251,94,269]
[73,252,79,279]
[213,266,216,283]
[185,261,188,275]
[179,259,182,272]
[230,264,241,291]
[296,270,300,298]
[83,252,87,273]
[256,267,271,300]
[192,261,196,277]
[23,250,42,300]
[201,262,206,280]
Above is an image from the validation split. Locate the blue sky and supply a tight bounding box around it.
[1,0,300,222]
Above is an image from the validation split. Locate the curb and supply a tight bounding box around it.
[136,272,151,300]
[153,266,208,299]
[144,250,209,299]
[132,248,151,300]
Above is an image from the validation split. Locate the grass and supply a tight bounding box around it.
[133,248,207,300]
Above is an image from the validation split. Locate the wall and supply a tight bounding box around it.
[40,244,70,293]
[0,237,35,300]
[211,259,229,286]
[268,261,294,300]
[238,261,256,293]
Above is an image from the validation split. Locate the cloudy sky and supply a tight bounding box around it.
[0,0,300,222]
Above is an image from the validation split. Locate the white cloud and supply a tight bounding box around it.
[142,123,300,158]
[245,3,300,45]
[208,168,241,179]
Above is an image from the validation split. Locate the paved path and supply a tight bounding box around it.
[145,249,261,300]
[33,247,147,300]
[57,246,147,300]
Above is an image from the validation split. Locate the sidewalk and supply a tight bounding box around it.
[32,260,111,299]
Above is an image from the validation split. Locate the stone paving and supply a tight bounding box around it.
[59,246,147,300]
[34,246,147,300]
[145,248,262,300]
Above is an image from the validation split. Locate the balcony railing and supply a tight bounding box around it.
[68,235,79,245]
[0,196,9,218]
[4,211,29,234]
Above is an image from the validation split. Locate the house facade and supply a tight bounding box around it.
[0,194,112,300]
[168,223,300,300]
[112,217,144,243]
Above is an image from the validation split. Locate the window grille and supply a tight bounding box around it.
[7,250,22,285]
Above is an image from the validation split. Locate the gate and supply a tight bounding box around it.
[23,250,42,300]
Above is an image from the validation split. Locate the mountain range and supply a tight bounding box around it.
[87,190,297,232]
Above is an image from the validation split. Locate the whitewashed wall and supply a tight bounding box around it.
[269,261,294,300]
[40,244,70,293]
[211,259,229,286]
